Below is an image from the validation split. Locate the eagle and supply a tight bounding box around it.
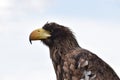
[29,22,120,80]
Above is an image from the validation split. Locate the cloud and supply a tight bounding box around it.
[0,0,56,33]
[12,0,54,12]
[0,0,13,16]
[0,0,55,21]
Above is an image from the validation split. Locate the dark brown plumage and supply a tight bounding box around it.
[29,22,120,80]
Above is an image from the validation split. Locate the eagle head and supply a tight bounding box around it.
[29,22,75,47]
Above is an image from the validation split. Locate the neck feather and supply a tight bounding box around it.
[49,36,80,61]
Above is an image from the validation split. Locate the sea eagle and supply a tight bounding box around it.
[29,22,120,80]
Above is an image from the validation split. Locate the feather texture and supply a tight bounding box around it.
[51,47,120,80]
[30,22,120,80]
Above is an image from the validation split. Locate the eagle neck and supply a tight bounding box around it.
[49,36,81,61]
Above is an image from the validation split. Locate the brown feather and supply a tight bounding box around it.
[42,23,120,80]
[30,22,120,80]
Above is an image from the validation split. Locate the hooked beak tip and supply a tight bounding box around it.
[29,39,32,44]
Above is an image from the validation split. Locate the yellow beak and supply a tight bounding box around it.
[29,28,51,44]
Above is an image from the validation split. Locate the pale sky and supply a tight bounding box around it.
[0,0,120,80]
